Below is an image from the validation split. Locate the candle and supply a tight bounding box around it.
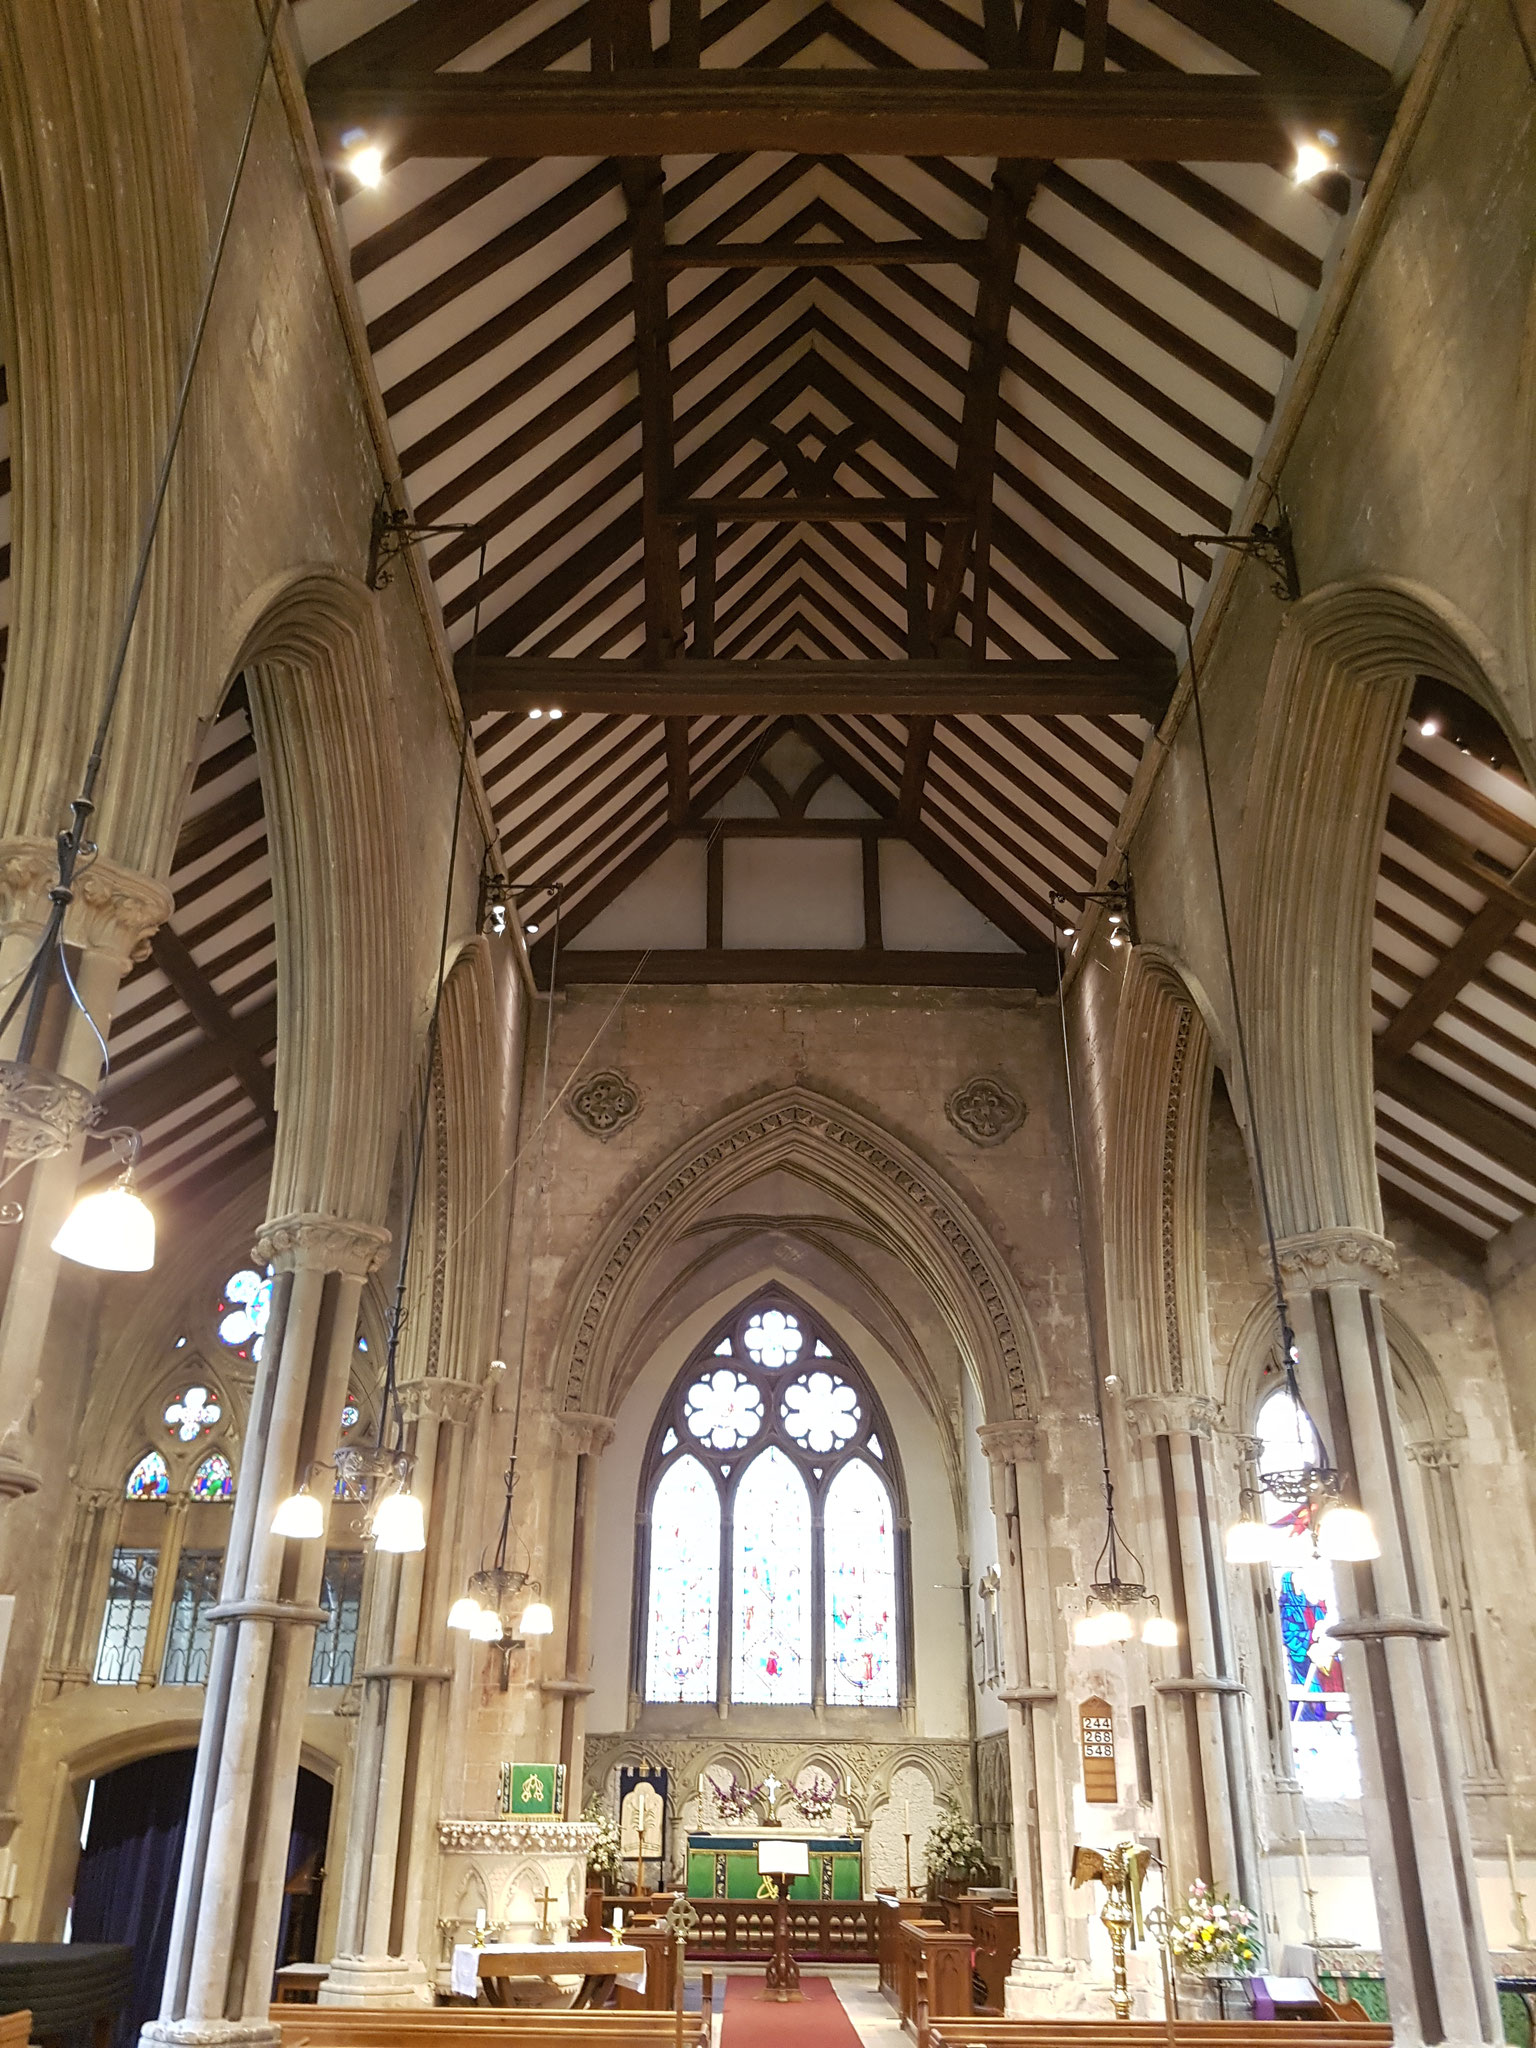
[1298,1831,1311,1887]
[613,1907,624,1934]
[903,1800,911,1831]
[1508,1832,1520,1895]
[844,1775,852,1797]
[475,1908,487,1931]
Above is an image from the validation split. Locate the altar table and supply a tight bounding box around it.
[450,1944,648,2006]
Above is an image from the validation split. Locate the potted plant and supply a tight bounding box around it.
[923,1801,993,1897]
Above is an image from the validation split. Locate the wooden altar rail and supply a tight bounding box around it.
[271,2011,708,2048]
[685,1898,878,1960]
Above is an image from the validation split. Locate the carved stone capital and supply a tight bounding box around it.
[0,838,173,967]
[1404,1435,1463,1468]
[976,1420,1039,1466]
[253,1212,391,1278]
[395,1376,483,1427]
[1123,1391,1220,1441]
[554,1411,618,1457]
[1276,1227,1397,1289]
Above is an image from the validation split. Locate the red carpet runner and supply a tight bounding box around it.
[720,1976,864,2048]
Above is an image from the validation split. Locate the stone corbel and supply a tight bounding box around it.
[395,1377,484,1427]
[977,1420,1040,1465]
[997,1686,1057,1706]
[1153,1676,1247,1696]
[539,1677,595,1699]
[1122,1391,1220,1441]
[1276,1227,1398,1291]
[1329,1613,1449,1643]
[554,1411,617,1458]
[253,1213,391,1278]
[205,1599,330,1627]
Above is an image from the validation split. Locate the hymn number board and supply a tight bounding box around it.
[1079,1696,1118,1804]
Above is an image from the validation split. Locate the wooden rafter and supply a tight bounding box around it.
[309,72,1391,167]
[554,948,1052,987]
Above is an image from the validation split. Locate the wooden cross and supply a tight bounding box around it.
[535,1885,559,1935]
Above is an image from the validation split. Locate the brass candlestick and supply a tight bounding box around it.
[904,1833,913,1896]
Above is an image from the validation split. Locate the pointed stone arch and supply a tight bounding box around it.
[1104,949,1217,1400]
[553,1087,1042,1423]
[1238,578,1506,1240]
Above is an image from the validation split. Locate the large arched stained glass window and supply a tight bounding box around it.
[1257,1388,1362,1802]
[639,1295,905,1711]
[824,1458,897,1705]
[646,1455,721,1703]
[732,1448,811,1705]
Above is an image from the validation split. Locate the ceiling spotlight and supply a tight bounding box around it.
[1419,717,1440,738]
[529,708,544,720]
[524,921,540,937]
[1108,927,1126,949]
[341,131,385,189]
[1292,131,1338,185]
[1060,923,1075,938]
[549,708,564,720]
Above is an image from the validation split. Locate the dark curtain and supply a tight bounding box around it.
[70,1750,196,2048]
[71,1753,333,2047]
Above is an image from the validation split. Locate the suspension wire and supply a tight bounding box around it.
[1175,557,1302,1404]
[0,0,283,1067]
[377,538,489,1451]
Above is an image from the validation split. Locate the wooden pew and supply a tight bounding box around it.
[895,1920,974,2035]
[968,1903,1018,2014]
[0,2015,29,2048]
[928,2023,1392,2048]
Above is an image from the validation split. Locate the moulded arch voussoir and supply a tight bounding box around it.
[553,1087,1042,1424]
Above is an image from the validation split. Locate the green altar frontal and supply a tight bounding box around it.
[686,1835,863,1901]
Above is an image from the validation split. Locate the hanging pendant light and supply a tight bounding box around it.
[469,1606,505,1643]
[447,1595,483,1631]
[272,1483,325,1540]
[372,1487,427,1554]
[51,1134,156,1271]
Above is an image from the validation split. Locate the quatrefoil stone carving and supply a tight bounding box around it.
[567,1069,642,1140]
[945,1076,1026,1148]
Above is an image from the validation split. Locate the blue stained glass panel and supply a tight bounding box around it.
[217,1266,273,1362]
[126,1450,169,1500]
[732,1447,811,1704]
[824,1458,898,1705]
[645,1455,721,1703]
[190,1451,234,1502]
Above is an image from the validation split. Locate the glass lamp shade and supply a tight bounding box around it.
[469,1606,505,1642]
[52,1180,156,1271]
[1098,1607,1135,1642]
[272,1490,324,1539]
[1142,1614,1179,1647]
[1317,1505,1380,1562]
[372,1489,426,1553]
[1225,1517,1281,1565]
[446,1596,483,1632]
[519,1599,555,1637]
[1073,1611,1111,1647]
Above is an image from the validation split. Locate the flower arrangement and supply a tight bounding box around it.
[791,1773,838,1824]
[708,1772,761,1823]
[1163,1879,1263,1975]
[923,1800,992,1883]
[582,1796,623,1883]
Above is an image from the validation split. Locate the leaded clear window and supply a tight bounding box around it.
[640,1296,903,1710]
[94,1548,158,1684]
[311,1550,365,1686]
[1257,1388,1362,1802]
[161,1550,224,1685]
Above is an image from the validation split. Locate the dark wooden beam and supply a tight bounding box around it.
[659,236,985,269]
[310,71,1390,167]
[665,497,966,523]
[1375,1051,1536,1191]
[147,927,277,1132]
[103,998,280,1137]
[899,719,935,828]
[554,947,1053,987]
[665,716,691,825]
[1378,1181,1489,1262]
[1377,846,1536,1060]
[1384,795,1536,922]
[459,655,1172,717]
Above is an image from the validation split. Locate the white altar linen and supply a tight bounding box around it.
[450,1943,648,2002]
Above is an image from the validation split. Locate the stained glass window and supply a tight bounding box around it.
[825,1459,897,1705]
[340,1399,360,1435]
[744,1309,801,1369]
[642,1296,903,1711]
[125,1450,169,1499]
[684,1369,763,1450]
[732,1447,811,1704]
[165,1385,220,1441]
[781,1371,860,1453]
[217,1266,273,1362]
[190,1451,234,1502]
[1258,1389,1361,1802]
[645,1456,720,1703]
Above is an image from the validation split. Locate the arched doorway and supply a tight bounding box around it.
[70,1752,332,2046]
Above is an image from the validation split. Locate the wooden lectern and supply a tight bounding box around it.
[756,1840,809,2003]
